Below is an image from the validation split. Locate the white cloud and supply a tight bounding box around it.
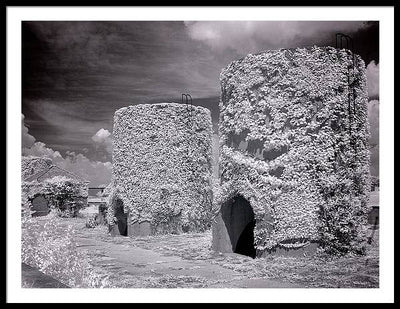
[60,151,112,186]
[185,21,367,54]
[92,128,113,154]
[92,128,111,143]
[366,61,379,98]
[21,114,36,148]
[22,141,62,160]
[22,141,112,186]
[22,118,112,186]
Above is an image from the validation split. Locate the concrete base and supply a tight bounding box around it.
[212,195,256,258]
[110,221,152,237]
[262,242,318,257]
[31,195,49,217]
[128,221,152,237]
[109,224,120,236]
[212,212,233,253]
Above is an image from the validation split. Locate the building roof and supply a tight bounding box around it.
[21,156,53,181]
[25,165,88,183]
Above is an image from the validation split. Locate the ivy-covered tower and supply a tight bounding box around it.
[108,103,213,236]
[212,46,370,257]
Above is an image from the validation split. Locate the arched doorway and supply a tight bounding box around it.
[31,195,49,217]
[220,195,256,258]
[114,199,128,236]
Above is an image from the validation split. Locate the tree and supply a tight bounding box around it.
[44,176,87,217]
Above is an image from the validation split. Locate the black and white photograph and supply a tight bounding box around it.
[6,5,395,304]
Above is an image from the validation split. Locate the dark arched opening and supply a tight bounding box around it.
[114,199,128,236]
[31,195,50,217]
[220,195,256,258]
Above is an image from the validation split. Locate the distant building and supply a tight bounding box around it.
[21,156,89,217]
[88,187,108,205]
[86,185,109,223]
[368,179,379,227]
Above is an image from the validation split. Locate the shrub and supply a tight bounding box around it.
[21,212,110,288]
[85,215,98,228]
[44,176,87,217]
[22,176,88,218]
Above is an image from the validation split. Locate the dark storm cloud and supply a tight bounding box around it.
[22,21,379,180]
[22,21,224,162]
[23,21,221,100]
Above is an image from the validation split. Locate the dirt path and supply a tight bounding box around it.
[74,233,298,288]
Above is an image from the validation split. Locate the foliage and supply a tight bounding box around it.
[217,46,370,255]
[44,176,88,217]
[94,226,378,288]
[24,216,377,288]
[85,215,98,228]
[21,213,110,288]
[109,103,213,234]
[21,176,88,218]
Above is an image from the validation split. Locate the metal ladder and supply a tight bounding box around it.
[181,93,193,127]
[180,93,213,212]
[181,93,195,180]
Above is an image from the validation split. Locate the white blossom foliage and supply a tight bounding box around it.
[217,46,370,255]
[110,103,213,234]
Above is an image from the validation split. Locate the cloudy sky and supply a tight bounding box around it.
[22,21,379,185]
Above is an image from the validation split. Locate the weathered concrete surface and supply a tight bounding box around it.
[21,263,69,288]
[128,221,151,237]
[31,195,49,217]
[74,235,299,288]
[212,212,233,253]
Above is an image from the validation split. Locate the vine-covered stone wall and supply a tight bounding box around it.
[22,176,88,217]
[215,46,370,255]
[110,103,213,235]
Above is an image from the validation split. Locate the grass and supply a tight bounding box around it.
[22,213,379,288]
[91,225,379,288]
[80,221,378,288]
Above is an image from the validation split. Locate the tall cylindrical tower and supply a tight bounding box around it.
[109,103,213,236]
[213,46,370,256]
